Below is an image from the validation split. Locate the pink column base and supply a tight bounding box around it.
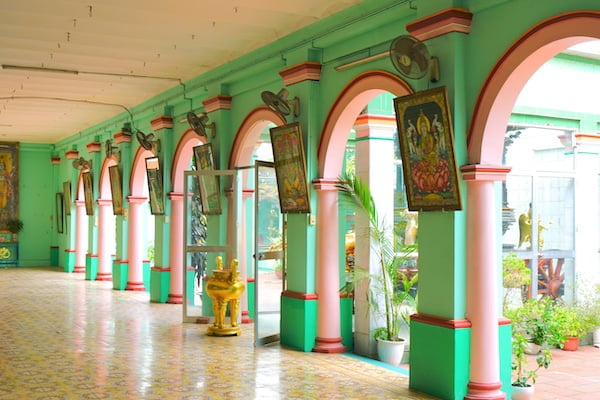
[125,281,146,291]
[167,294,183,304]
[464,381,505,400]
[312,336,347,353]
[96,273,112,281]
[241,310,253,324]
[73,266,85,273]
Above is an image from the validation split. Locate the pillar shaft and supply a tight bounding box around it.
[126,196,147,291]
[96,199,113,281]
[74,200,88,273]
[167,192,184,303]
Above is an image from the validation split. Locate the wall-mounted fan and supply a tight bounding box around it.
[389,35,439,82]
[72,157,92,170]
[187,112,216,138]
[136,130,160,153]
[261,88,300,119]
[105,139,119,158]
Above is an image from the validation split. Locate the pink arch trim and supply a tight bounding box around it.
[467,10,600,165]
[130,146,155,197]
[317,70,412,178]
[171,129,206,193]
[229,106,286,168]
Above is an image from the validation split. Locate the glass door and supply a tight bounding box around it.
[254,161,283,346]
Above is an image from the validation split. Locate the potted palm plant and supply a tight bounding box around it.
[6,218,23,241]
[337,173,418,365]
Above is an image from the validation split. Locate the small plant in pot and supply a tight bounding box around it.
[553,302,592,351]
[337,173,418,366]
[511,331,552,400]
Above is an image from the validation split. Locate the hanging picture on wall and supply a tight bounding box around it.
[56,193,64,234]
[193,143,222,215]
[82,170,95,216]
[269,122,311,213]
[145,156,165,215]
[0,142,19,231]
[63,181,72,216]
[109,165,123,215]
[393,86,462,211]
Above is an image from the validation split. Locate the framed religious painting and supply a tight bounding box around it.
[193,143,222,215]
[393,86,462,211]
[145,156,165,215]
[0,142,19,231]
[269,122,311,214]
[63,181,72,216]
[82,171,94,216]
[108,165,123,215]
[55,193,64,233]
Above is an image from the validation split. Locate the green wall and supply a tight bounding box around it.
[19,144,53,266]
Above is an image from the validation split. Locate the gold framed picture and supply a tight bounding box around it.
[269,122,311,214]
[193,143,222,215]
[108,165,123,215]
[145,157,165,215]
[393,86,462,211]
[82,171,94,216]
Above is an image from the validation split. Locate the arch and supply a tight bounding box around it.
[98,156,119,199]
[229,106,286,168]
[171,129,206,193]
[129,146,155,197]
[318,70,413,178]
[467,10,600,165]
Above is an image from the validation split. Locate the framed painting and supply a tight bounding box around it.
[109,165,123,215]
[145,157,165,215]
[56,193,64,233]
[82,170,94,216]
[193,143,222,215]
[393,86,462,211]
[269,122,310,213]
[63,181,72,216]
[0,142,19,231]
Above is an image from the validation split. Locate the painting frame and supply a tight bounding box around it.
[108,165,123,215]
[63,181,72,216]
[145,156,165,215]
[393,86,462,211]
[269,122,311,214]
[82,170,94,216]
[192,143,222,215]
[55,193,64,233]
[0,142,19,231]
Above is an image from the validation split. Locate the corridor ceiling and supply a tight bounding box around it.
[0,0,364,144]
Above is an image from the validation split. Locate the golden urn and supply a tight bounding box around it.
[205,256,245,336]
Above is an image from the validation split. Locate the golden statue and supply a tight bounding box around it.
[518,206,550,250]
[205,256,245,336]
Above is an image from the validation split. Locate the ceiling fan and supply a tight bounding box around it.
[72,157,92,170]
[261,88,300,119]
[135,130,161,153]
[105,139,119,158]
[187,112,216,138]
[389,35,440,82]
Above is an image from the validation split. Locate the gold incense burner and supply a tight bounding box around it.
[205,256,245,336]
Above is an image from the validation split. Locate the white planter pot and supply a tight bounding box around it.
[511,384,534,400]
[376,338,406,366]
[593,326,600,348]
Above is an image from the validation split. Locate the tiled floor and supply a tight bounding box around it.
[1,267,599,400]
[0,267,434,400]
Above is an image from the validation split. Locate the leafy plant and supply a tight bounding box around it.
[505,297,565,347]
[502,253,530,288]
[553,303,592,339]
[512,331,552,387]
[6,218,23,234]
[337,173,418,341]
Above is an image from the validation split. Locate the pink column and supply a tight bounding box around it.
[167,192,184,304]
[462,165,511,400]
[312,178,346,353]
[240,188,254,323]
[73,200,88,273]
[126,196,146,291]
[96,199,113,281]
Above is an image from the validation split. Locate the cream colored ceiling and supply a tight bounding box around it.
[0,0,364,144]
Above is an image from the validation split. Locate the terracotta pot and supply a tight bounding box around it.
[562,336,579,351]
[512,384,534,400]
